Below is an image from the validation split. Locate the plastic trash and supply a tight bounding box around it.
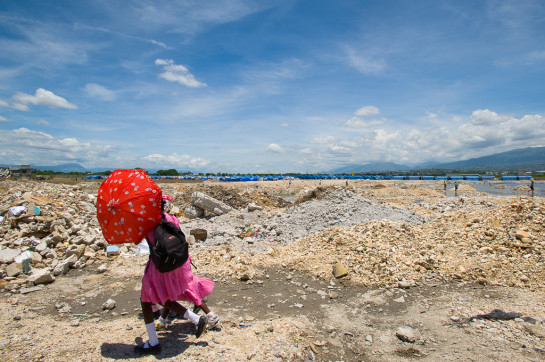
[8,206,26,217]
[137,239,150,254]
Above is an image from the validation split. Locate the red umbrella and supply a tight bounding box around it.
[97,169,162,244]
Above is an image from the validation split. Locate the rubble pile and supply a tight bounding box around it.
[253,196,545,289]
[0,181,111,293]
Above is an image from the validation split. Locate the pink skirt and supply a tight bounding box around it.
[140,213,214,305]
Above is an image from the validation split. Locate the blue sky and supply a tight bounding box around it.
[1,0,544,173]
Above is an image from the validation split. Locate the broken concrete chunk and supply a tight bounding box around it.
[102,298,116,310]
[191,192,232,215]
[396,326,418,343]
[248,203,262,211]
[27,269,55,285]
[184,204,204,219]
[0,248,22,264]
[6,262,23,277]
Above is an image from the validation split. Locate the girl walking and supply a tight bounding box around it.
[135,195,219,355]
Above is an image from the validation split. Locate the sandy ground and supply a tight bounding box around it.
[1,179,544,361]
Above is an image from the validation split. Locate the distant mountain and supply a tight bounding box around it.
[33,163,88,173]
[326,146,545,174]
[328,162,410,174]
[432,146,545,171]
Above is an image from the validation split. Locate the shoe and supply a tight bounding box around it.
[195,315,208,338]
[134,341,162,355]
[207,312,220,329]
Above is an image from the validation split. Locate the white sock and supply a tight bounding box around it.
[184,310,201,324]
[158,316,167,324]
[145,322,159,346]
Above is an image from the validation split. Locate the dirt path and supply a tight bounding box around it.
[2,256,544,361]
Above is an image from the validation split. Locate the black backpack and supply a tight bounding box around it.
[147,217,189,273]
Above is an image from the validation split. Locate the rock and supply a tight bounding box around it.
[184,204,204,219]
[53,260,70,276]
[97,264,108,273]
[396,326,418,343]
[0,248,22,264]
[515,230,530,240]
[393,296,406,303]
[35,240,49,253]
[332,262,348,278]
[6,263,23,277]
[170,206,181,215]
[248,203,262,211]
[186,235,196,244]
[19,286,44,294]
[102,298,116,310]
[191,192,233,215]
[365,334,373,343]
[398,280,414,289]
[27,269,55,285]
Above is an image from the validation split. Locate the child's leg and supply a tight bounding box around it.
[198,301,211,314]
[199,301,220,328]
[164,300,207,337]
[140,301,160,347]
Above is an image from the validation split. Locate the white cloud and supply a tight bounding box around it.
[355,105,380,116]
[266,143,284,153]
[343,46,386,74]
[12,88,77,111]
[0,115,8,122]
[84,83,116,101]
[328,144,352,155]
[470,109,511,125]
[0,128,112,165]
[155,59,206,88]
[35,119,49,125]
[0,100,8,107]
[310,136,337,144]
[141,153,210,168]
[345,116,385,128]
[281,122,289,127]
[300,148,313,155]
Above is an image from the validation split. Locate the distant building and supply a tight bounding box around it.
[9,165,31,177]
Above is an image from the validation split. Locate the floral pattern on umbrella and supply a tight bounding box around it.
[97,169,162,244]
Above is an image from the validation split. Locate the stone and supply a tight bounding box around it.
[53,260,70,276]
[396,326,417,343]
[393,296,406,303]
[19,286,43,294]
[398,280,414,289]
[27,269,55,285]
[365,334,373,343]
[191,192,233,215]
[102,298,116,310]
[6,262,23,277]
[332,262,348,278]
[515,230,530,241]
[248,203,262,211]
[0,248,22,264]
[97,264,108,273]
[35,240,49,253]
[170,206,181,215]
[184,204,204,219]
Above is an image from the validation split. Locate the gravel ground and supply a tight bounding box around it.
[0,178,544,361]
